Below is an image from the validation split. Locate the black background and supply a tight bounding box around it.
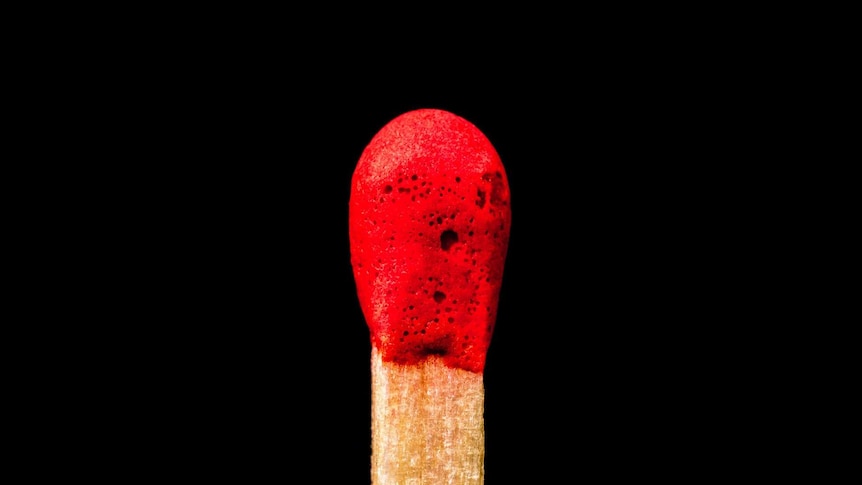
[15,3,841,481]
[65,15,777,482]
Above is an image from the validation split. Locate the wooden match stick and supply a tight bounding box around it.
[350,109,511,484]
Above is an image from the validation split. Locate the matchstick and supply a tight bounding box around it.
[350,109,511,485]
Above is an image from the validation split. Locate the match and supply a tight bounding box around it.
[349,109,511,484]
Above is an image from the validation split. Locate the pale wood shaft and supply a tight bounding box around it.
[371,348,485,485]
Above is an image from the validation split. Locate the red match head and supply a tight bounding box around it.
[349,109,511,373]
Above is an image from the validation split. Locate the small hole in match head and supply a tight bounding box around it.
[440,230,458,251]
[433,291,446,303]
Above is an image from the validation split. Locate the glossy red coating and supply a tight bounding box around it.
[350,109,511,373]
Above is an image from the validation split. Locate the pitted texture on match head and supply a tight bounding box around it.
[350,109,511,374]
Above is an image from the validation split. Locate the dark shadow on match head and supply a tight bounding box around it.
[421,346,448,357]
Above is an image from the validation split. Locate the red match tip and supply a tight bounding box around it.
[349,109,511,374]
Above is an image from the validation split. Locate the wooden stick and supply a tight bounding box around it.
[371,348,485,485]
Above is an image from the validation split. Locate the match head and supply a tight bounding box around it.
[349,109,511,373]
